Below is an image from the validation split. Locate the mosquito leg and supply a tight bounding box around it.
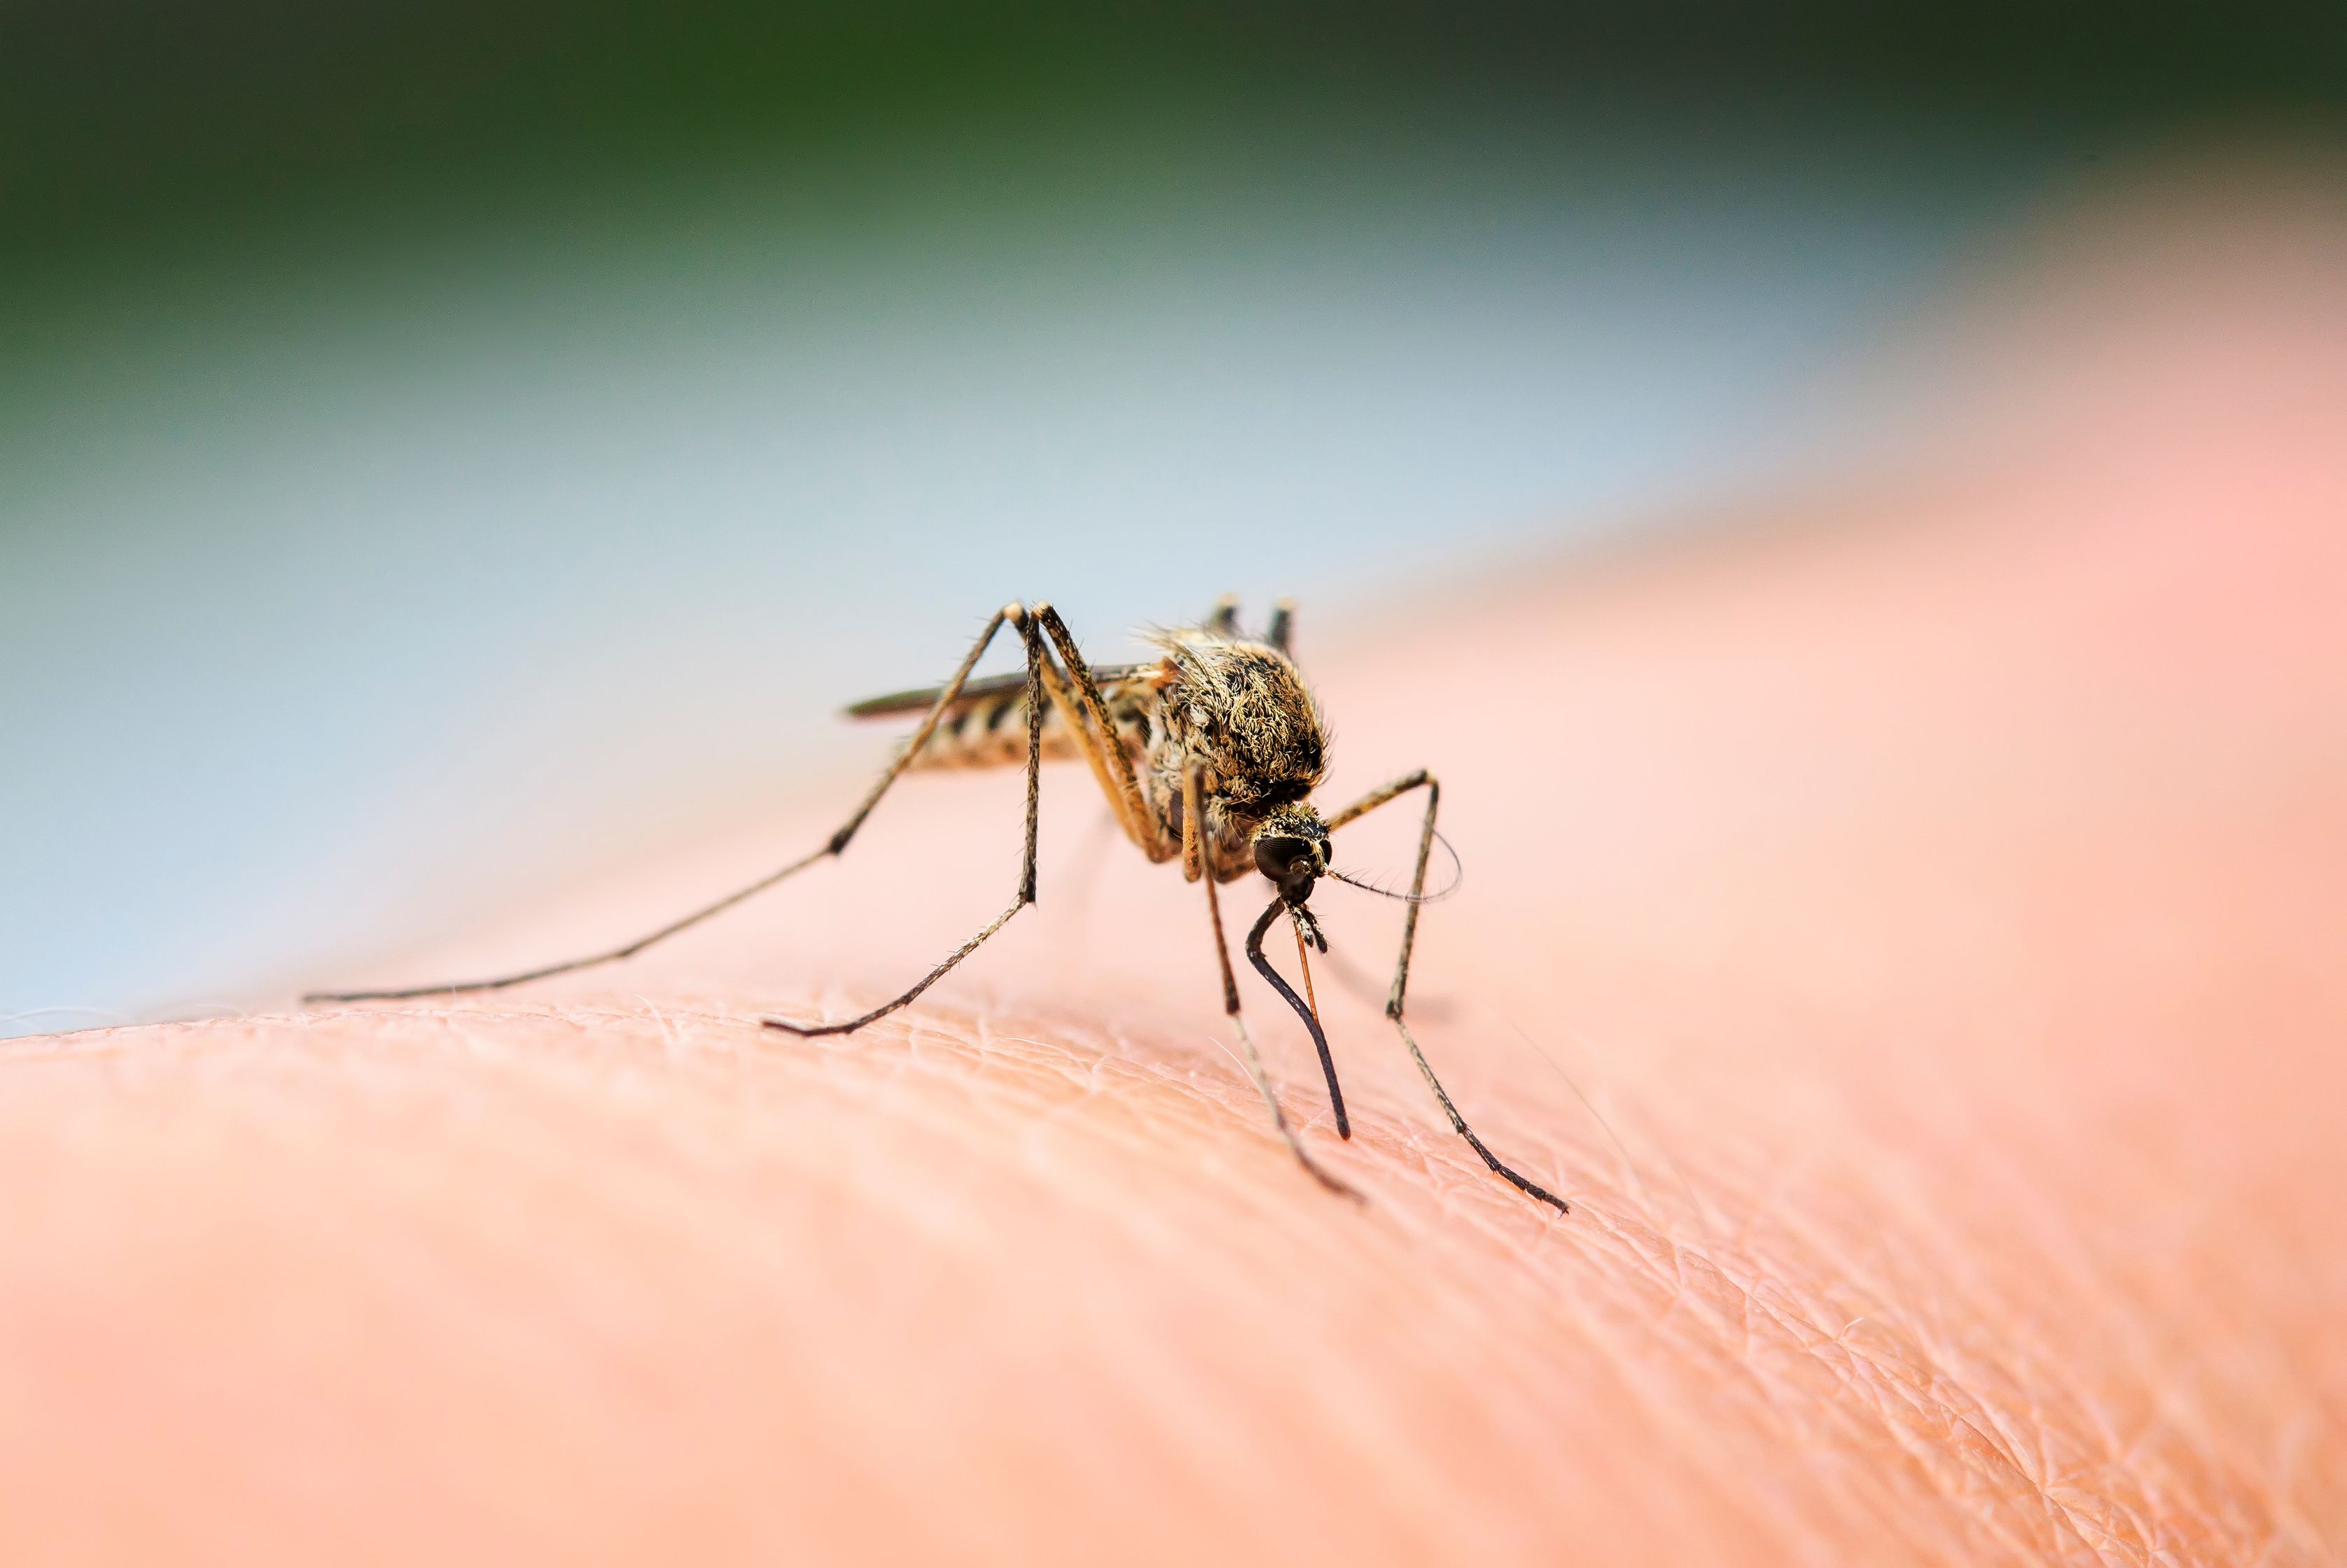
[1264,597,1295,653]
[1190,769,1360,1199]
[1394,1016,1568,1213]
[305,605,1029,1004]
[1245,897,1351,1140]
[1030,603,1171,862]
[1328,769,1570,1215]
[765,607,1048,1037]
[1029,617,1153,858]
[1322,766,1430,834]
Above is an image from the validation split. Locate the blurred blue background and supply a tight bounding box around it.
[5,1,2341,1032]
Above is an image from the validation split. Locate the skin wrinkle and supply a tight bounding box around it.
[1832,1250,2155,1556]
[1575,1125,2047,1559]
[1564,1122,2263,1568]
[74,1010,1797,1526]
[793,986,2271,1558]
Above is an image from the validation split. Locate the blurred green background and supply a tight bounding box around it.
[6,0,2342,1032]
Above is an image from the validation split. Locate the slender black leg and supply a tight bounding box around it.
[1029,602,1169,862]
[765,606,1049,1037]
[1246,897,1351,1140]
[305,605,1029,1004]
[1328,770,1570,1215]
[1190,769,1360,1200]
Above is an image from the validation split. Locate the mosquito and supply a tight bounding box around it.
[307,596,1567,1214]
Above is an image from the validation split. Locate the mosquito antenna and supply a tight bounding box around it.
[1325,829,1463,904]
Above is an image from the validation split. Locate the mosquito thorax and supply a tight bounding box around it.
[1138,624,1332,881]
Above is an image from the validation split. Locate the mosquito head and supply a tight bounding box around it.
[1252,807,1330,906]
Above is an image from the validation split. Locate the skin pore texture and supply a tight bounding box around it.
[6,195,2345,1566]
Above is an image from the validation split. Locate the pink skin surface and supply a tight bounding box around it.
[5,193,2344,1565]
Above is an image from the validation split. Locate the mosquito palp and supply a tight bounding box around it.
[305,595,1567,1215]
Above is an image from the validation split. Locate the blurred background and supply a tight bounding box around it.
[4,0,2342,1034]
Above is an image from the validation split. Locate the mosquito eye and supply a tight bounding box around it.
[1255,836,1311,879]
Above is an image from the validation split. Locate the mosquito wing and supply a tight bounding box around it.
[844,664,1145,720]
[847,663,1156,771]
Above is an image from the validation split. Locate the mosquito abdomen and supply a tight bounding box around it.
[852,673,1154,772]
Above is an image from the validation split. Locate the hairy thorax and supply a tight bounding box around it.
[1141,631,1329,881]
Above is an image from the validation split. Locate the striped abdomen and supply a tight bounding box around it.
[846,666,1157,771]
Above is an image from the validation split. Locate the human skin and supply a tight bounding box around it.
[5,209,2345,1567]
